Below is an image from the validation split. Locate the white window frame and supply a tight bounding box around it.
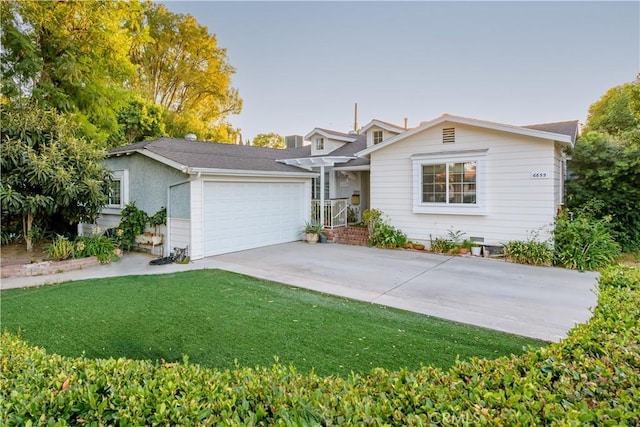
[315,137,324,150]
[412,150,488,215]
[103,170,129,213]
[373,130,383,144]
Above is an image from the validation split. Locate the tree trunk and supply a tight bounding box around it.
[23,213,34,252]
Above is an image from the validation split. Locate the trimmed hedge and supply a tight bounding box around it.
[2,266,639,425]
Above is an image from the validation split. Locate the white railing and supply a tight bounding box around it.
[311,198,348,229]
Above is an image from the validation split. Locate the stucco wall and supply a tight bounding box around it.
[106,154,189,216]
[369,123,559,246]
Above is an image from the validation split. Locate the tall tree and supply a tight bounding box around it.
[108,98,166,146]
[252,132,285,149]
[133,2,242,142]
[0,103,111,251]
[566,77,640,251]
[585,76,640,140]
[0,0,144,144]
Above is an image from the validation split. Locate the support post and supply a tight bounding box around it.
[319,165,325,227]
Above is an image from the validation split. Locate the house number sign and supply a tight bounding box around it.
[530,171,550,179]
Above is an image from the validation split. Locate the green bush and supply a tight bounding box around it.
[45,235,75,261]
[362,208,382,238]
[554,207,620,271]
[363,209,407,249]
[2,267,639,424]
[370,222,407,248]
[430,237,455,254]
[75,236,118,264]
[503,239,554,266]
[114,203,149,251]
[565,130,640,252]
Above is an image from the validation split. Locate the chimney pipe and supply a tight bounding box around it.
[404,117,408,130]
[354,103,358,132]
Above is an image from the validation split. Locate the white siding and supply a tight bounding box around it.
[168,218,190,252]
[307,132,348,156]
[190,177,204,260]
[365,126,401,147]
[370,123,558,246]
[553,144,564,209]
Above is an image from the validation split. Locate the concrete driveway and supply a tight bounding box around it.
[1,242,598,342]
[211,243,598,342]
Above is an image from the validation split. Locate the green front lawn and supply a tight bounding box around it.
[0,270,544,376]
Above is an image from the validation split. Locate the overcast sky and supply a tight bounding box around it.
[159,1,639,142]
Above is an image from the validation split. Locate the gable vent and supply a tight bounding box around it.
[442,127,455,143]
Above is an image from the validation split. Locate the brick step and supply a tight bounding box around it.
[323,226,369,246]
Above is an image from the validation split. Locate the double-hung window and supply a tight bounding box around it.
[315,137,324,150]
[373,130,383,144]
[412,150,487,215]
[108,179,122,207]
[105,170,128,211]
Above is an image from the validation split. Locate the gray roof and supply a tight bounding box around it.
[314,128,358,140]
[109,138,314,174]
[326,134,370,167]
[522,120,579,143]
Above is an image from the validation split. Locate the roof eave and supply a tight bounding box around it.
[304,128,356,143]
[187,167,316,178]
[357,114,574,156]
[109,148,190,173]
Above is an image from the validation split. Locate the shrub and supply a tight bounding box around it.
[114,203,149,251]
[2,266,639,424]
[45,235,75,261]
[75,236,118,264]
[363,209,407,248]
[430,237,455,254]
[362,208,382,238]
[554,207,620,271]
[370,222,407,248]
[598,264,640,289]
[503,239,554,266]
[565,130,640,252]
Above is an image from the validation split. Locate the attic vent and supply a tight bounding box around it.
[184,133,197,141]
[442,128,455,144]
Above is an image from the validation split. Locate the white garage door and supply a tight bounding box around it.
[202,181,307,256]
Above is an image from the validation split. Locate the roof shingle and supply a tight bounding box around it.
[109,138,313,173]
[522,120,579,143]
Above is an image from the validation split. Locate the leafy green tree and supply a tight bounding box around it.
[585,77,640,137]
[133,2,242,142]
[109,98,166,146]
[0,0,144,144]
[566,116,640,251]
[0,103,110,251]
[252,132,285,149]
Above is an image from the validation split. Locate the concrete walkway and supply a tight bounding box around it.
[1,242,599,342]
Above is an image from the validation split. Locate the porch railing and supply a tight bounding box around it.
[312,198,348,229]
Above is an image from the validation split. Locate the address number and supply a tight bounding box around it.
[530,171,550,179]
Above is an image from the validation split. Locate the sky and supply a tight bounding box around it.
[159,1,639,142]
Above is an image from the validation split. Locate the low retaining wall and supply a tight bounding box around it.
[1,256,99,279]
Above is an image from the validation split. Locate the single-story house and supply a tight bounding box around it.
[357,114,579,246]
[80,138,317,259]
[82,113,578,259]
